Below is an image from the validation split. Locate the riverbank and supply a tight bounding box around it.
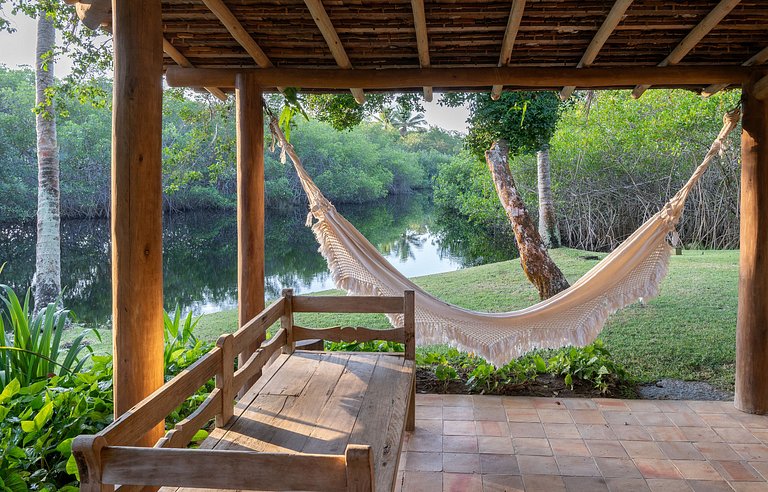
[75,248,740,391]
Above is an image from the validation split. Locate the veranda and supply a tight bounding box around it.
[68,0,768,490]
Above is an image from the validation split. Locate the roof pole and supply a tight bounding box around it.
[735,74,768,414]
[111,0,165,444]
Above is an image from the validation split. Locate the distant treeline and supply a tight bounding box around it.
[0,67,462,222]
[435,89,742,251]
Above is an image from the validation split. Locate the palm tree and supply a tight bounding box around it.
[33,11,61,308]
[372,108,396,129]
[391,109,427,137]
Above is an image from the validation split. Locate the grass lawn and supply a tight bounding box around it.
[77,248,740,391]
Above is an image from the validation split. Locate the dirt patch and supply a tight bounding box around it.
[415,367,635,399]
[637,379,733,401]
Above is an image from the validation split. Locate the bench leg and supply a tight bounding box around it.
[406,378,415,431]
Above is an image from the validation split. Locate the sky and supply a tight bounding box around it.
[0,12,470,133]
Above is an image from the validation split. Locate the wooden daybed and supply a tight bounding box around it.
[73,290,416,492]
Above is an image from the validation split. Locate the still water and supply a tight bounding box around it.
[0,193,517,326]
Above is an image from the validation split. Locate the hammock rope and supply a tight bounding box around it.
[269,109,740,366]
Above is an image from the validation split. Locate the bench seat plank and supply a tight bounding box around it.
[165,351,413,492]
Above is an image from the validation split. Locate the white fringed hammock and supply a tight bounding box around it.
[270,109,740,367]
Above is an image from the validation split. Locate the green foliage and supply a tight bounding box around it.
[0,285,92,389]
[0,356,114,492]
[416,340,631,394]
[324,340,404,352]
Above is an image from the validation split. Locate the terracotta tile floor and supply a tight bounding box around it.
[396,395,768,492]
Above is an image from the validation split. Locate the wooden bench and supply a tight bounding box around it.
[73,290,416,492]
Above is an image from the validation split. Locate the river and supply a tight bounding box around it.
[0,193,517,326]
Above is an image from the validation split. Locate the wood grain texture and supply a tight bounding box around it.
[201,0,273,68]
[404,290,416,431]
[293,295,407,313]
[282,288,295,353]
[101,447,348,490]
[232,297,284,354]
[159,389,222,448]
[111,0,165,446]
[345,445,374,492]
[293,325,405,343]
[559,0,634,100]
[736,77,768,414]
[303,0,364,103]
[232,328,287,390]
[162,38,225,100]
[215,334,234,427]
[166,65,751,92]
[490,0,526,99]
[632,0,742,98]
[410,0,432,101]
[703,45,768,96]
[235,73,265,395]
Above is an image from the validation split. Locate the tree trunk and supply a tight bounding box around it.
[486,140,569,300]
[537,144,561,248]
[33,14,61,309]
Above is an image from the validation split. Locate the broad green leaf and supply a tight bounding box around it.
[0,378,20,403]
[56,437,73,454]
[0,473,28,492]
[65,454,80,478]
[20,420,36,433]
[564,373,573,388]
[33,401,54,430]
[191,429,209,442]
[534,355,547,373]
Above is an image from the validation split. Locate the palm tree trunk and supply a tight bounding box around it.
[537,144,561,248]
[486,140,569,300]
[33,14,61,309]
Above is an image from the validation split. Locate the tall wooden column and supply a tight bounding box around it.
[235,73,265,389]
[111,0,165,445]
[735,74,768,414]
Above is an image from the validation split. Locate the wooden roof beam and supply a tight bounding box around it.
[163,39,227,101]
[491,0,526,100]
[632,0,741,99]
[167,65,751,91]
[703,45,768,97]
[559,0,633,101]
[411,0,432,102]
[201,0,273,69]
[304,0,365,104]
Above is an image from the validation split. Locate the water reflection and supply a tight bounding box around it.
[0,193,517,326]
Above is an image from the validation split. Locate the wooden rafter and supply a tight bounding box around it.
[559,0,633,101]
[491,0,526,100]
[632,0,741,99]
[304,0,365,104]
[411,0,432,102]
[163,39,227,101]
[167,65,750,91]
[703,45,768,97]
[201,0,273,69]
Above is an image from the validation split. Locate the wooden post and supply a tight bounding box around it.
[281,288,295,354]
[235,73,265,394]
[344,444,374,492]
[735,75,768,414]
[404,290,416,431]
[215,334,235,427]
[111,0,165,446]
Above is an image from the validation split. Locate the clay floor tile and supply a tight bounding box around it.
[442,452,481,473]
[714,428,762,445]
[512,437,552,456]
[443,435,478,453]
[550,439,592,457]
[625,401,662,413]
[402,471,443,492]
[544,423,582,439]
[710,460,763,482]
[538,409,574,423]
[562,475,609,491]
[685,479,736,492]
[531,398,566,410]
[474,406,508,422]
[606,477,652,492]
[604,411,642,426]
[507,422,545,438]
[417,394,443,406]
[570,410,607,425]
[693,442,742,461]
[586,439,630,458]
[521,474,566,492]
[479,453,520,475]
[634,459,685,479]
[731,444,768,461]
[404,451,443,472]
[416,405,443,420]
[672,460,723,481]
[593,399,631,412]
[667,412,709,428]
[473,395,504,408]
[645,478,693,491]
[595,457,643,478]
[416,419,444,434]
[442,405,474,421]
[623,441,668,459]
[501,396,535,409]
[516,454,559,475]
[442,472,482,492]
[441,394,473,407]
[682,427,725,443]
[408,433,443,452]
[481,474,525,492]
[750,461,768,480]
[506,408,540,423]
[636,412,677,427]
[612,424,655,441]
[477,436,514,454]
[562,398,599,410]
[659,442,707,461]
[475,420,509,437]
[555,455,601,477]
[700,414,744,428]
[646,426,688,442]
[729,483,768,492]
[443,419,477,436]
[687,402,736,414]
[578,424,619,440]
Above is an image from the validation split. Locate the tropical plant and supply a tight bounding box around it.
[163,305,207,376]
[390,109,427,137]
[0,285,92,389]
